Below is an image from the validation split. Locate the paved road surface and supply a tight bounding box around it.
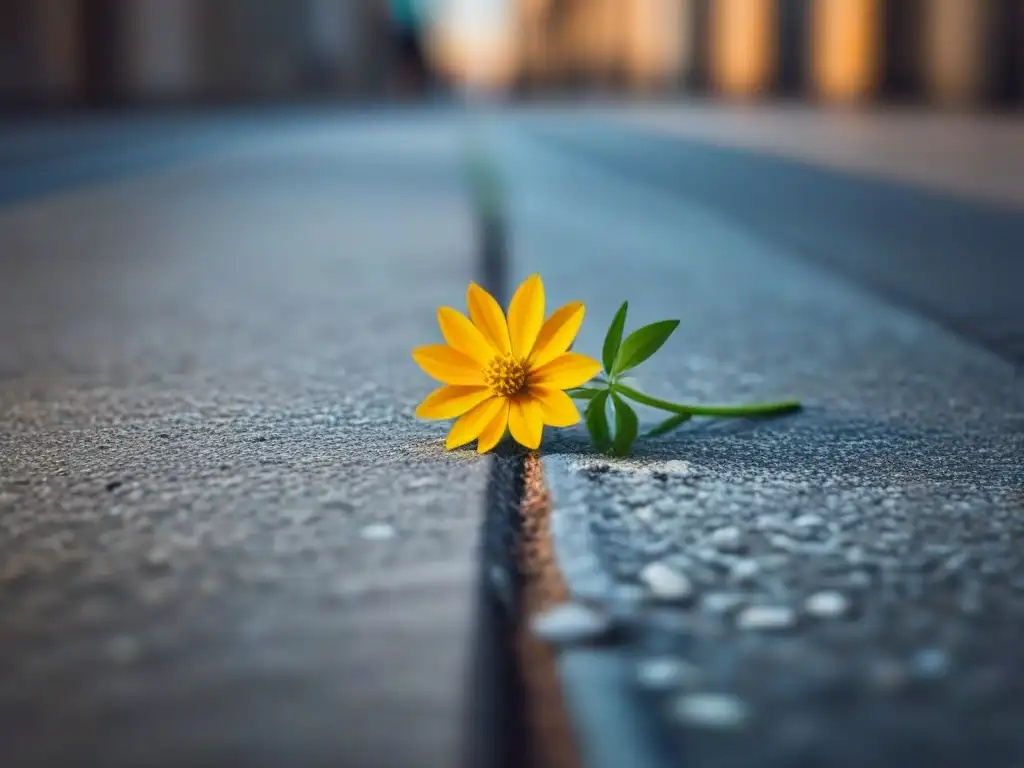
[2,105,1023,768]
[493,109,1024,768]
[0,112,487,768]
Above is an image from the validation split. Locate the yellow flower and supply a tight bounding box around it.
[412,274,601,453]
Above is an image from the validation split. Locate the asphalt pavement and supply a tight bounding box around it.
[493,110,1024,768]
[0,111,491,768]
[2,105,1023,768]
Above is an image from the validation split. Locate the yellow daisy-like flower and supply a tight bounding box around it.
[413,274,601,453]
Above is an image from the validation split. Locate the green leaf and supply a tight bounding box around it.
[568,387,602,400]
[645,412,693,438]
[585,390,611,452]
[610,393,639,457]
[612,320,679,375]
[602,302,629,374]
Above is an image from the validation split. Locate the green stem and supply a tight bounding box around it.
[568,387,604,399]
[615,384,801,418]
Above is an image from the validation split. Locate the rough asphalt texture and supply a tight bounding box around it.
[0,114,490,768]
[495,117,1024,768]
[528,115,1024,368]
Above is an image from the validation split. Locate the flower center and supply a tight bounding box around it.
[483,354,527,397]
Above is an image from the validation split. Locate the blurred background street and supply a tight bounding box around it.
[1,2,1023,768]
[1,0,1023,108]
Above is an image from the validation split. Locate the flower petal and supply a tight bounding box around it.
[508,395,543,450]
[412,345,484,386]
[476,399,510,453]
[415,385,492,421]
[445,396,505,450]
[531,386,581,427]
[507,274,545,359]
[438,307,495,365]
[529,352,602,390]
[529,302,585,369]
[467,282,511,355]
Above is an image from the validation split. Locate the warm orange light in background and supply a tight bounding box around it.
[625,0,686,89]
[923,0,989,106]
[811,0,879,103]
[429,26,517,91]
[711,0,775,98]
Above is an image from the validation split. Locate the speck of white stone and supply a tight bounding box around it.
[793,513,825,528]
[736,605,797,631]
[637,657,699,689]
[106,635,141,665]
[531,603,611,646]
[489,564,511,599]
[672,693,749,729]
[702,593,746,614]
[659,460,696,476]
[634,506,655,524]
[146,548,171,567]
[360,523,395,541]
[911,648,950,679]
[709,526,744,552]
[731,559,761,582]
[640,562,693,602]
[804,590,850,619]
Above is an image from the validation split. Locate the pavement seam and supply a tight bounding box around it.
[542,455,677,768]
[515,453,584,768]
[461,188,535,768]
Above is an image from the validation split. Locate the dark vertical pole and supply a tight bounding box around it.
[687,0,712,92]
[776,0,810,97]
[990,0,1023,107]
[0,3,31,105]
[881,0,924,103]
[79,0,125,107]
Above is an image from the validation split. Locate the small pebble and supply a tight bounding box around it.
[911,648,950,680]
[360,523,395,541]
[531,603,611,646]
[702,593,746,614]
[709,526,745,553]
[804,590,850,619]
[640,562,693,602]
[793,513,824,528]
[672,693,749,729]
[636,657,699,689]
[489,564,513,607]
[736,605,797,631]
[731,559,761,582]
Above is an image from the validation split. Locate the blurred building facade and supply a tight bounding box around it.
[0,0,399,107]
[1,0,1021,109]
[511,0,1024,107]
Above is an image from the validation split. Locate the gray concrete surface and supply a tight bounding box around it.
[523,115,1024,367]
[601,103,1024,210]
[494,115,1024,767]
[0,113,488,768]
